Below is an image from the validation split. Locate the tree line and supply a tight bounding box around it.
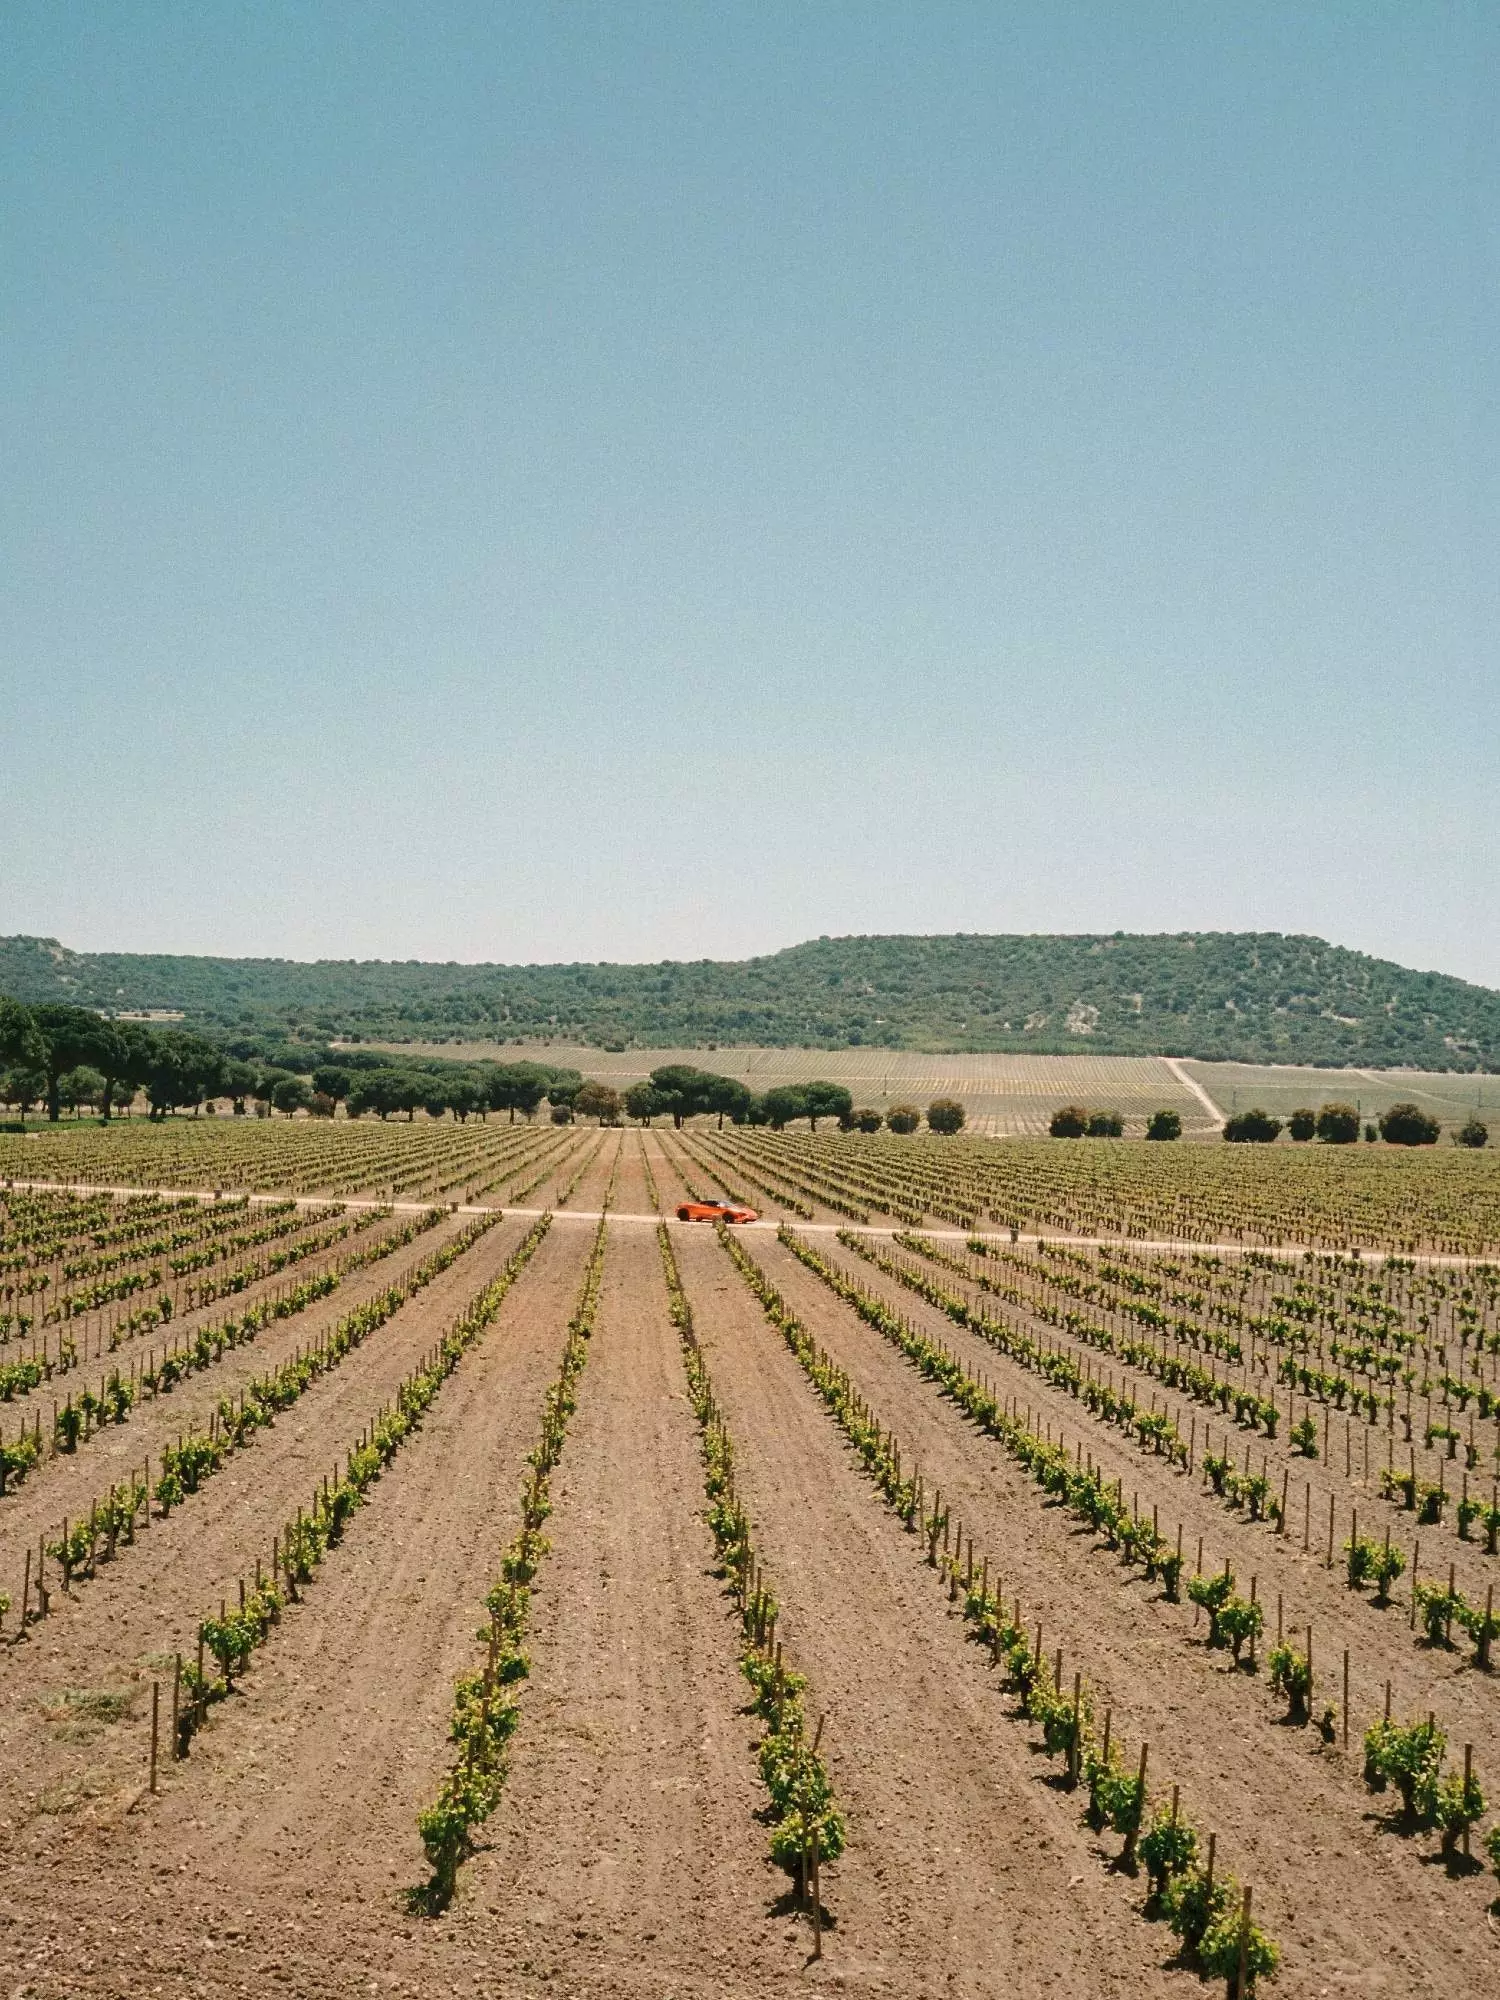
[0,997,586,1125]
[0,1002,970,1135]
[1047,1095,1488,1148]
[616,1065,965,1134]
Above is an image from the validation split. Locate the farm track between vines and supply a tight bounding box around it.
[748,1232,1488,1995]
[0,1211,532,1845]
[11,1173,1500,1270]
[467,1223,801,1994]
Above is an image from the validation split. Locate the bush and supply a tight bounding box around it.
[1268,1641,1311,1722]
[1454,1117,1488,1149]
[1049,1104,1089,1139]
[1380,1101,1440,1146]
[1086,1109,1124,1138]
[1288,1108,1316,1142]
[1315,1102,1360,1145]
[1145,1108,1182,1141]
[926,1097,966,1135]
[886,1103,920,1135]
[1199,1900,1280,1992]
[854,1107,884,1132]
[1223,1108,1281,1143]
[1363,1715,1445,1822]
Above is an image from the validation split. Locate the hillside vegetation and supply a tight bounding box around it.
[3,931,1496,1069]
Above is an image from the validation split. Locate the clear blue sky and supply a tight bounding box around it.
[4,5,1496,982]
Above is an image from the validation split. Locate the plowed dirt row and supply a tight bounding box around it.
[789,1237,1500,1764]
[671,1226,1180,2000]
[753,1233,1486,1995]
[605,1129,658,1214]
[0,1211,531,1847]
[557,1127,624,1211]
[0,1219,593,2000]
[466,1224,800,1995]
[0,1211,475,1589]
[643,1129,694,1210]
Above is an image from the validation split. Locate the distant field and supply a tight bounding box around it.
[1182,1060,1500,1127]
[357,1040,1498,1139]
[353,1043,1213,1137]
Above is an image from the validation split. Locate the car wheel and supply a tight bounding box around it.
[677,1206,691,1221]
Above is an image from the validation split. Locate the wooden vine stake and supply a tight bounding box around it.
[1234,1885,1253,2000]
[810,1818,822,1959]
[148,1681,160,1795]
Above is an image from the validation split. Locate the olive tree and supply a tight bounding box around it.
[1315,1102,1360,1145]
[1379,1101,1440,1146]
[1223,1108,1282,1143]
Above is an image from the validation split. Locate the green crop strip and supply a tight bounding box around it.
[718,1223,1280,1990]
[172,1213,554,1757]
[413,1211,607,1912]
[0,1206,451,1511]
[833,1229,1195,1484]
[777,1227,1498,1891]
[908,1231,1280,1436]
[22,1211,497,1604]
[659,1221,843,1915]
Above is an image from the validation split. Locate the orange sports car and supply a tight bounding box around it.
[676,1198,758,1224]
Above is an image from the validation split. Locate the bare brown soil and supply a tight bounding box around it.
[750,1232,1493,1994]
[641,1129,694,1212]
[0,1216,591,1999]
[466,1223,805,1992]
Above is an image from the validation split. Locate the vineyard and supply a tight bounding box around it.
[2,1119,1499,1998]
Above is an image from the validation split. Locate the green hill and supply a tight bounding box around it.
[2,931,1496,1070]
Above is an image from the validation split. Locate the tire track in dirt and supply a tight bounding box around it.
[466,1224,796,1995]
[752,1232,1487,1998]
[0,1212,535,1846]
[0,1212,475,1585]
[670,1227,1180,2000]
